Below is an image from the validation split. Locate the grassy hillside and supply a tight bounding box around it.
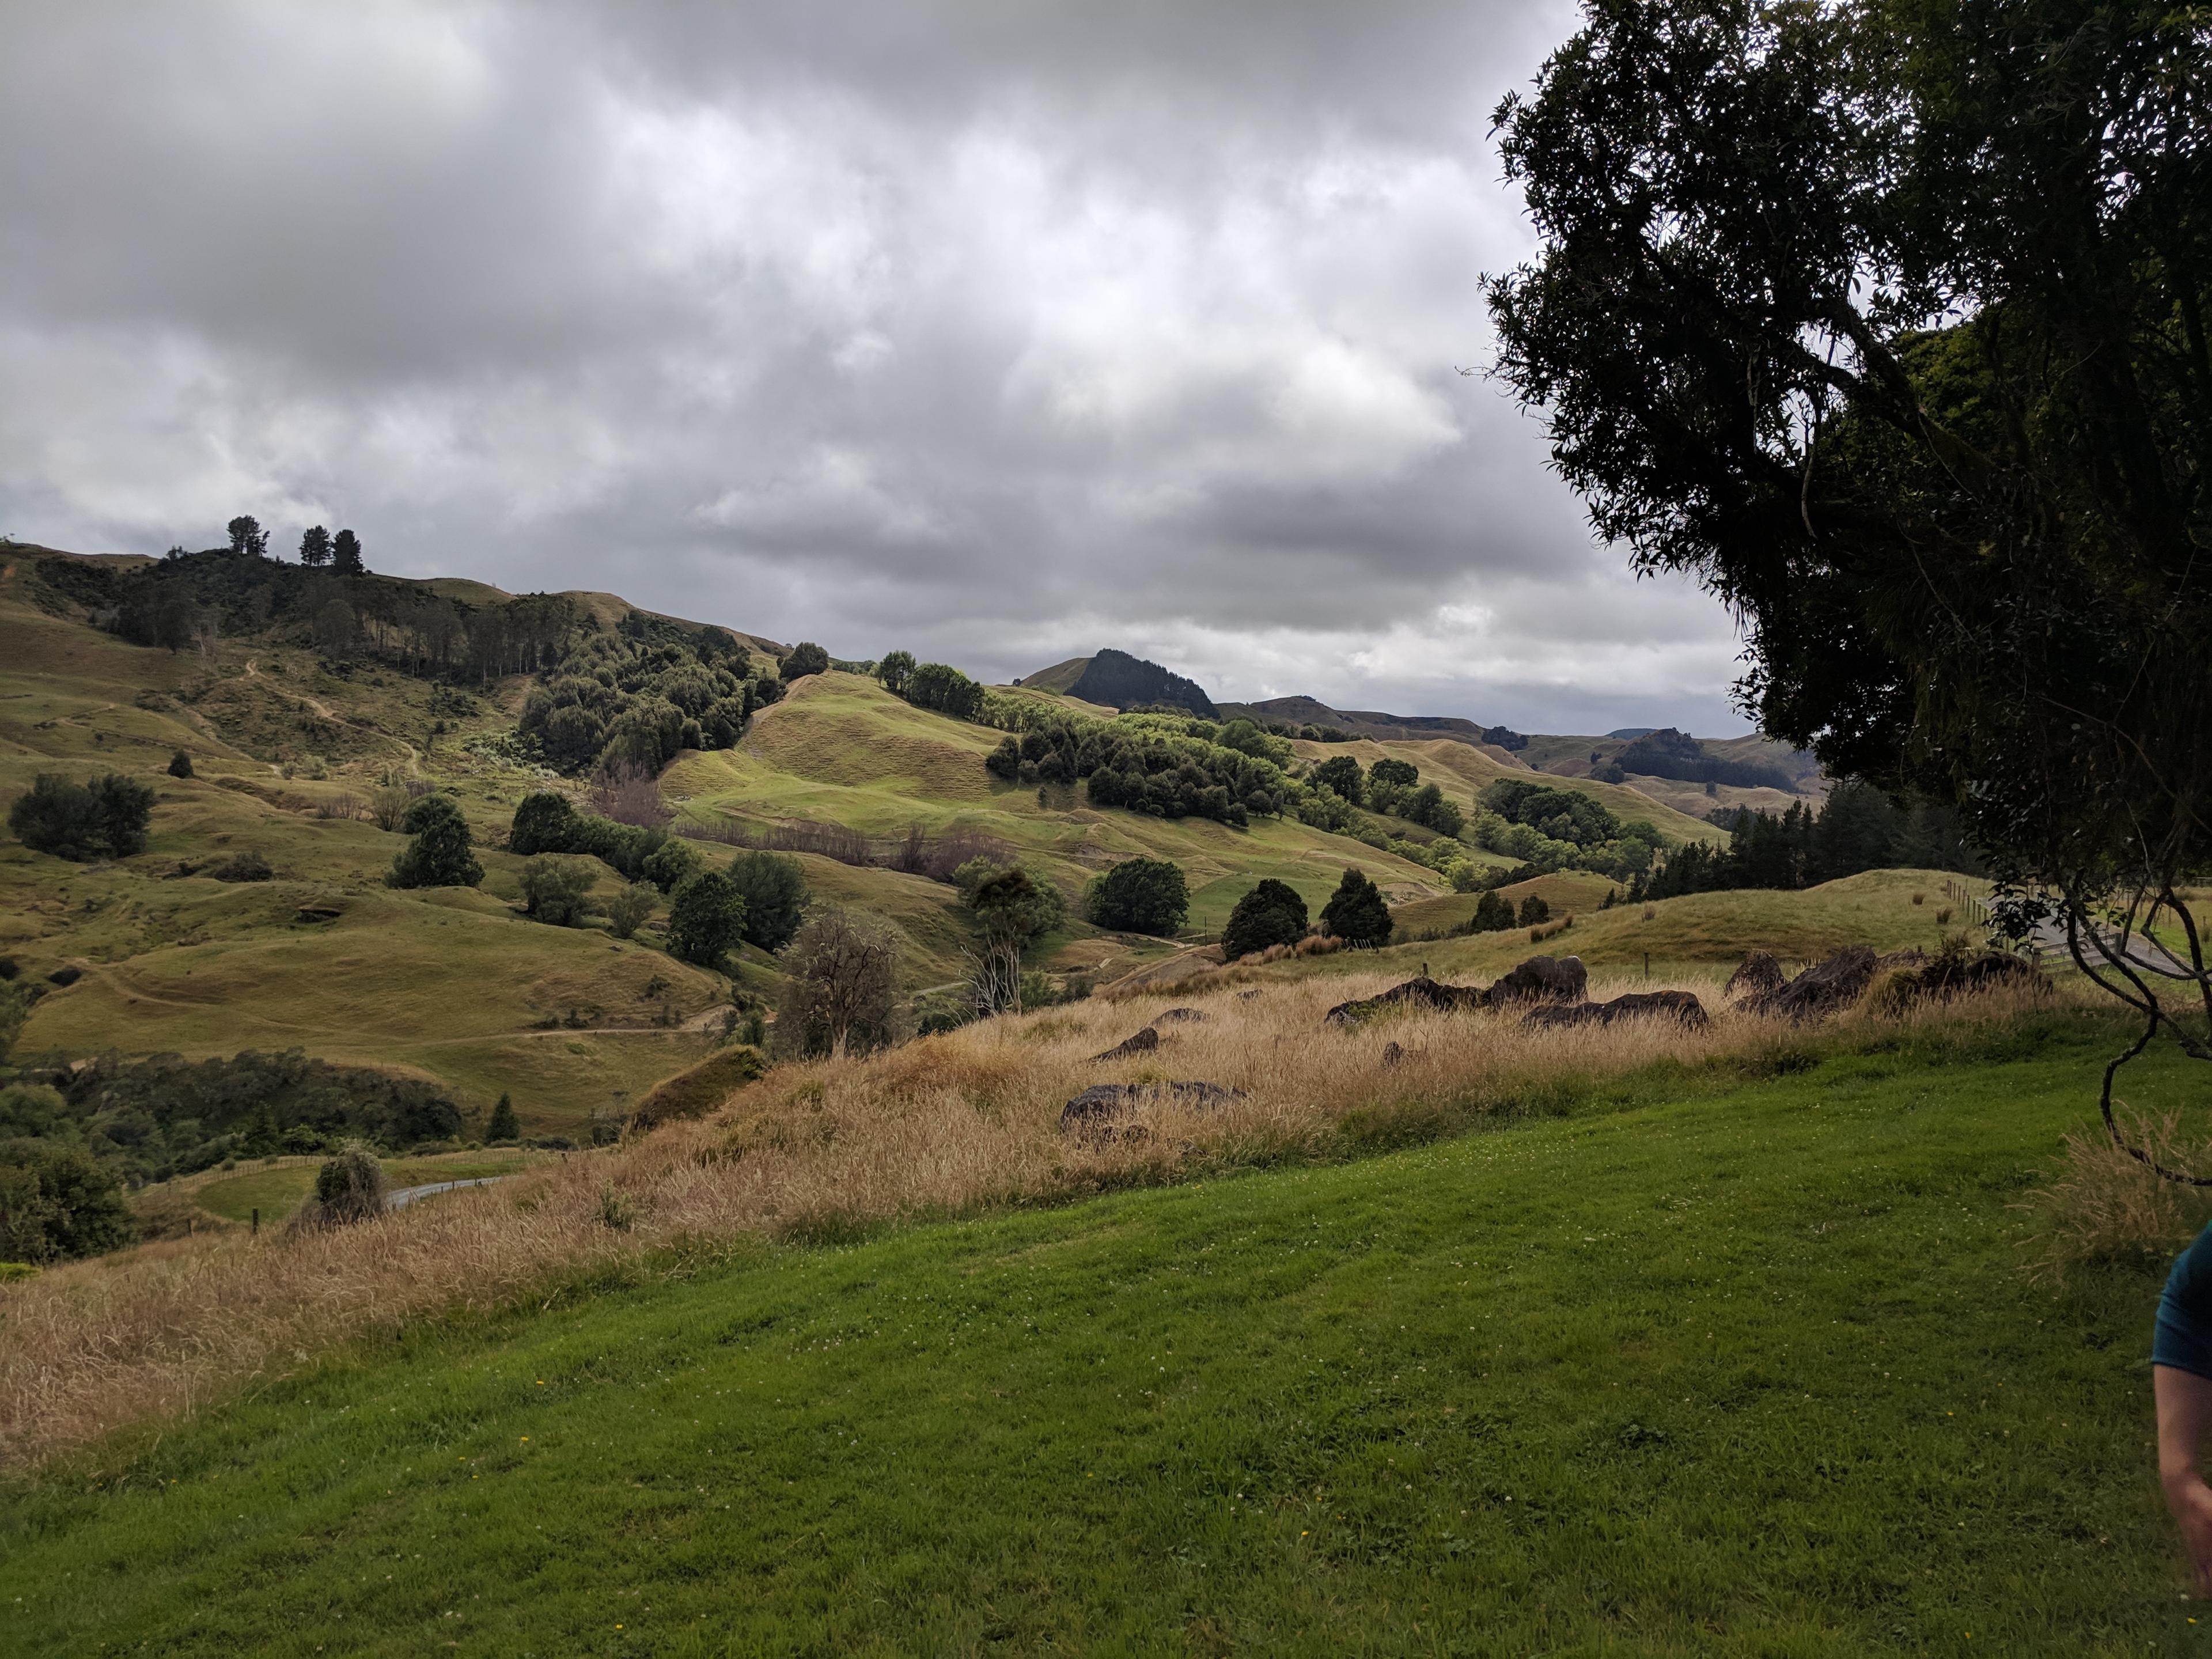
[669,672,1459,933]
[1,1016,2190,1653]
[0,541,1880,1150]
[0,554,728,1134]
[1287,733,1727,847]
[1016,654,1093,694]
[1342,869,1976,995]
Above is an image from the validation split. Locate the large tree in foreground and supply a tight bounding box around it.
[1487,0,2211,1171]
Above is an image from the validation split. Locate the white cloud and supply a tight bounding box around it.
[0,0,1749,734]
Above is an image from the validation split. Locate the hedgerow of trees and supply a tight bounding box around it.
[508,793,712,895]
[1626,782,1982,902]
[1468,778,1665,881]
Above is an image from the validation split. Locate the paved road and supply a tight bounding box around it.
[385,1176,506,1211]
[2031,919,2201,980]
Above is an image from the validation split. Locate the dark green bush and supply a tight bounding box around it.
[387,794,482,888]
[666,871,748,967]
[1320,867,1393,947]
[726,851,809,952]
[1084,857,1189,936]
[0,1139,135,1263]
[518,855,598,925]
[1222,878,1308,960]
[8,772,156,861]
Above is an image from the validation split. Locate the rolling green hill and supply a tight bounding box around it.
[0,540,1851,1154]
[1,1017,2186,1652]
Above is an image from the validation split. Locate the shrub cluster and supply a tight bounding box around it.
[1469,778,1665,881]
[510,794,810,952]
[984,717,1287,827]
[1084,857,1189,936]
[3,1050,465,1189]
[519,620,778,774]
[8,772,156,862]
[509,793,702,893]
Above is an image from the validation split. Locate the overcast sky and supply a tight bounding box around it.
[0,1,1749,736]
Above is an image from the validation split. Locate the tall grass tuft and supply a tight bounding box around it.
[2024,1107,2212,1282]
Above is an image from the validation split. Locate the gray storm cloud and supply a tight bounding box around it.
[0,0,1749,735]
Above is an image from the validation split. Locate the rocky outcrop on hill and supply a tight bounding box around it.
[1483,954,1588,1006]
[1724,951,1785,1005]
[1744,945,1876,1020]
[1090,1026,1161,1061]
[1060,1080,1238,1137]
[1324,955,1588,1027]
[1522,990,1709,1031]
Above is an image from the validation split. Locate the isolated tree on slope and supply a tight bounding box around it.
[1320,867,1392,948]
[330,529,365,575]
[665,870,747,968]
[226,515,268,558]
[726,851,809,952]
[386,794,482,889]
[298,525,331,567]
[1221,878,1306,960]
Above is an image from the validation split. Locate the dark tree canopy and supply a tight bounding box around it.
[298,524,331,567]
[1488,0,2212,1162]
[1320,866,1393,948]
[0,1139,134,1263]
[726,850,809,952]
[874,649,916,695]
[1489,0,2208,892]
[665,870,747,967]
[782,641,830,680]
[1310,754,1364,805]
[9,772,155,862]
[1222,878,1308,961]
[330,528,365,575]
[1085,857,1190,937]
[387,794,482,889]
[226,515,268,558]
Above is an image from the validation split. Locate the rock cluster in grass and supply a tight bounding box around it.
[1723,950,1786,1003]
[1059,1081,1240,1138]
[1522,989,1709,1031]
[1323,954,1588,1027]
[1090,1025,1161,1061]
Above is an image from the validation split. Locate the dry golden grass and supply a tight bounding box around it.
[0,968,2047,1469]
[2023,1106,2212,1282]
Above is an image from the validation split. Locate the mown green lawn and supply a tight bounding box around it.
[3,1021,2200,1655]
